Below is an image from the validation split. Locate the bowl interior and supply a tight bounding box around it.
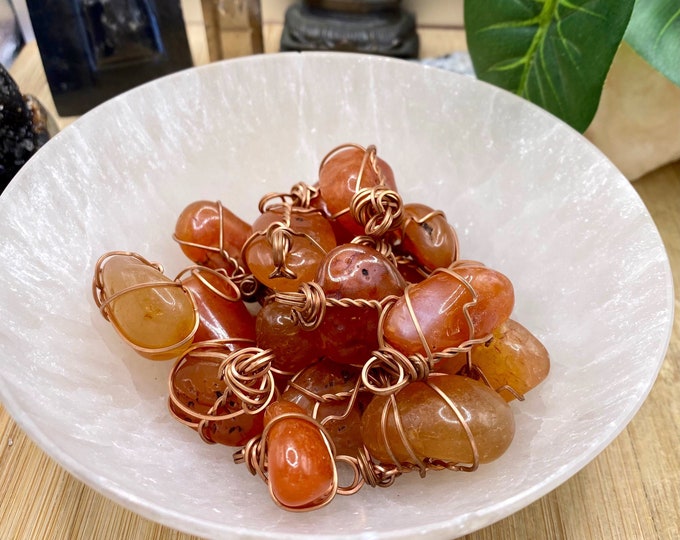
[0,52,673,540]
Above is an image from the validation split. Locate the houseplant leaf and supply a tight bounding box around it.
[465,0,635,132]
[624,0,680,87]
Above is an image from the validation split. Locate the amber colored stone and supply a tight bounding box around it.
[264,400,335,509]
[180,269,256,343]
[282,359,367,456]
[470,319,550,401]
[174,200,252,270]
[382,265,515,356]
[309,185,357,244]
[400,203,457,271]
[318,145,397,237]
[244,208,336,292]
[313,243,406,365]
[170,353,264,446]
[316,243,406,301]
[99,254,196,360]
[361,374,515,465]
[256,301,322,374]
[201,398,265,447]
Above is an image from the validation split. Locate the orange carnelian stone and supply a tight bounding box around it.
[361,374,515,465]
[256,300,322,374]
[400,203,457,271]
[100,254,196,360]
[264,400,335,509]
[382,265,514,356]
[314,243,406,364]
[180,269,256,343]
[471,319,550,401]
[174,200,252,270]
[318,145,397,237]
[244,208,336,292]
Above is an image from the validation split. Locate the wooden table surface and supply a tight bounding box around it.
[2,22,679,540]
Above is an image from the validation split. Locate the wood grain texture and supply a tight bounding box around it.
[3,22,679,540]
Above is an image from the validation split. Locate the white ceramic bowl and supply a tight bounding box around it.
[0,53,673,540]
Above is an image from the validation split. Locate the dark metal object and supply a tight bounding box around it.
[26,0,193,116]
[280,1,418,59]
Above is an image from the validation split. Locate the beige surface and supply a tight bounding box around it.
[4,22,680,540]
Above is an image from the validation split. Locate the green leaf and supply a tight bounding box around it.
[464,0,635,132]
[624,0,680,87]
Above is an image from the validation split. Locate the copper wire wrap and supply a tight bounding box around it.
[273,282,398,332]
[218,346,278,415]
[350,185,404,237]
[174,265,242,302]
[232,411,363,511]
[258,182,319,212]
[92,251,199,358]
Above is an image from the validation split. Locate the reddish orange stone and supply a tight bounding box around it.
[174,200,252,270]
[382,265,514,356]
[400,203,457,271]
[318,145,397,237]
[180,269,256,343]
[244,208,336,292]
[361,374,515,465]
[470,319,550,401]
[264,400,335,509]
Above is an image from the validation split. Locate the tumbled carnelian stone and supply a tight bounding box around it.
[264,400,335,509]
[313,243,406,365]
[361,374,515,465]
[318,145,397,237]
[100,254,195,360]
[282,359,367,456]
[244,208,336,292]
[400,203,457,271]
[256,301,322,374]
[382,265,514,356]
[316,243,406,301]
[470,319,550,401]
[174,200,252,270]
[181,269,256,343]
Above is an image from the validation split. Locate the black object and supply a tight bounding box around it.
[27,0,193,116]
[280,1,418,59]
[0,64,57,191]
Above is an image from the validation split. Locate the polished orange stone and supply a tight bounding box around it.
[264,400,335,509]
[400,203,457,271]
[470,319,550,401]
[360,374,515,465]
[318,145,397,237]
[244,208,336,292]
[314,243,406,364]
[382,265,515,356]
[174,200,252,270]
[100,254,195,360]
